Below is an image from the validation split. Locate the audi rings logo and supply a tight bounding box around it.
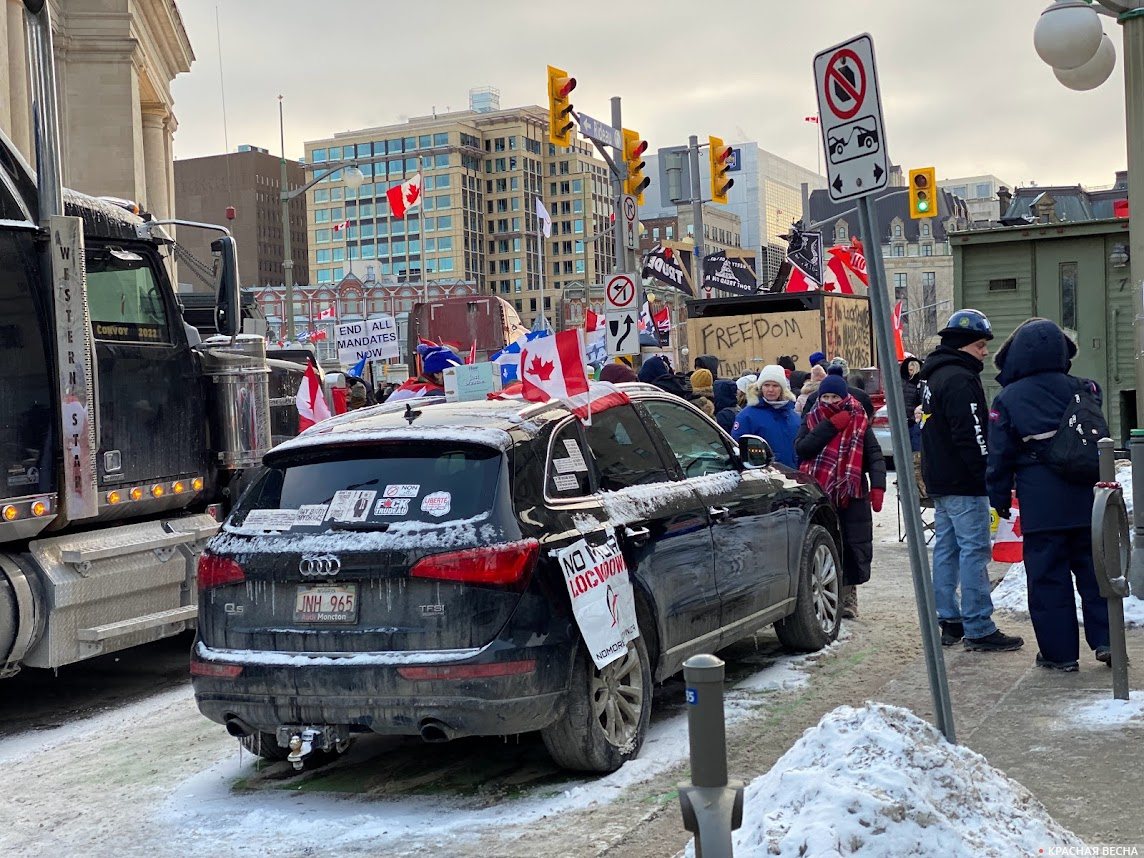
[299,554,341,577]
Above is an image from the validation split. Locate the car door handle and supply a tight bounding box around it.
[623,526,651,546]
[708,506,730,521]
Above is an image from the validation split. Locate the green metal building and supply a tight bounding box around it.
[952,216,1133,440]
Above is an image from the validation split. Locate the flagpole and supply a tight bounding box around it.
[537,196,546,318]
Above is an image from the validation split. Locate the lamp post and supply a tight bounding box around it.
[278,98,364,342]
[1033,0,1144,424]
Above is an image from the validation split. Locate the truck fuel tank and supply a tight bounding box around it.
[197,335,272,470]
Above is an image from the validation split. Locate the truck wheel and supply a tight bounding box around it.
[240,731,290,762]
[541,637,652,773]
[775,524,842,652]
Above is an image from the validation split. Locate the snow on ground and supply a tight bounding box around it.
[1065,690,1144,728]
[684,703,1085,858]
[993,561,1144,628]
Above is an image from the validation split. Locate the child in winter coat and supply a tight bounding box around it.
[795,370,887,619]
[731,365,800,468]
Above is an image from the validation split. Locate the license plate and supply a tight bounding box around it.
[294,584,358,624]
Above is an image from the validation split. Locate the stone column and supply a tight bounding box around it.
[6,0,32,160]
[141,108,169,220]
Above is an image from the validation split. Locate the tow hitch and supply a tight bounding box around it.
[278,725,351,770]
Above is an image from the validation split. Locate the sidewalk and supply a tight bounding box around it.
[873,606,1144,847]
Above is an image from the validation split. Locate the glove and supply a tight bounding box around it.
[995,507,1011,520]
[829,410,852,431]
[870,488,885,513]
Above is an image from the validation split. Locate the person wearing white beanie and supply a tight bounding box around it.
[730,365,800,467]
[756,364,791,395]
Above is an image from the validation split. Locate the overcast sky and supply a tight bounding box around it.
[170,0,1127,190]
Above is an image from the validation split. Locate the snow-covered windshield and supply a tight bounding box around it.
[229,443,503,533]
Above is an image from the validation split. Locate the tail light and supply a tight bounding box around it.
[398,660,536,681]
[872,414,890,429]
[197,551,246,590]
[190,659,243,678]
[410,539,540,590]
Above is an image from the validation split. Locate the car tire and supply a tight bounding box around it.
[775,524,842,652]
[240,731,291,762]
[541,636,652,773]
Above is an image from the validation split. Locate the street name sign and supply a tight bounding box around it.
[813,34,889,203]
[577,112,622,149]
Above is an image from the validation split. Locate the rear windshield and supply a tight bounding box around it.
[230,444,502,533]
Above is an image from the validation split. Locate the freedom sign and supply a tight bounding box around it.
[556,530,639,669]
[336,315,399,365]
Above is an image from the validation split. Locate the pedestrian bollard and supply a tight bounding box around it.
[678,654,744,858]
[1093,438,1131,701]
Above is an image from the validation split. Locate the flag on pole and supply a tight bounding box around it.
[466,341,477,365]
[349,355,368,377]
[535,197,553,238]
[892,301,906,361]
[804,115,820,124]
[296,361,331,431]
[387,173,423,219]
[519,329,628,421]
[489,330,549,384]
[333,220,350,232]
[309,328,328,342]
[585,309,605,333]
[317,306,337,321]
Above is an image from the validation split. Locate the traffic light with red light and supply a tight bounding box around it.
[909,167,936,219]
[547,65,576,147]
[622,128,650,203]
[709,136,734,204]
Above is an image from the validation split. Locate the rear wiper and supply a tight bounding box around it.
[328,520,390,532]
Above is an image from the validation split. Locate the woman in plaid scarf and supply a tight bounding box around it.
[795,367,886,619]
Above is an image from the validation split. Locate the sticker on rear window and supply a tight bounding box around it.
[326,490,377,522]
[563,439,588,472]
[553,457,577,474]
[374,497,410,516]
[552,473,580,492]
[294,504,329,527]
[243,509,298,531]
[421,491,451,517]
[383,484,420,498]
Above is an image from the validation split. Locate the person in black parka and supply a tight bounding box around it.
[985,318,1111,671]
[637,355,691,400]
[900,355,924,452]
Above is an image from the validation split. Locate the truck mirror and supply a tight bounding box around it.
[211,235,241,337]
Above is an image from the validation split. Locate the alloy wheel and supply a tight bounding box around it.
[810,543,840,634]
[589,647,644,746]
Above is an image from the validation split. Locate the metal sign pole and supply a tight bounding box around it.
[857,194,956,743]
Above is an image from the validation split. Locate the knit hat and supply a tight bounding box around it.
[941,328,988,349]
[599,362,638,384]
[808,351,827,367]
[735,374,757,394]
[349,382,368,406]
[690,368,714,397]
[818,366,849,398]
[828,356,849,375]
[757,364,789,390]
[420,345,462,375]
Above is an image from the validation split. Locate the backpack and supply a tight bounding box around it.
[1027,378,1108,484]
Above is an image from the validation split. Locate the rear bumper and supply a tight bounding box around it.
[191,639,573,738]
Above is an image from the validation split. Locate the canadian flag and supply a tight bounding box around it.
[317,306,336,321]
[804,115,820,124]
[891,300,905,361]
[387,172,423,219]
[333,220,350,232]
[519,329,628,421]
[585,309,605,333]
[296,361,331,431]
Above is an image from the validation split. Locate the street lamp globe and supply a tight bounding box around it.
[342,165,366,190]
[1054,32,1116,90]
[1034,0,1103,70]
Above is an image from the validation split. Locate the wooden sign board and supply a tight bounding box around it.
[687,310,821,379]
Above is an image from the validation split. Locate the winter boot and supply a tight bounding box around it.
[1036,652,1079,672]
[840,585,858,619]
[964,629,1024,652]
[939,620,964,647]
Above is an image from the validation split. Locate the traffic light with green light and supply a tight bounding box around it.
[709,137,734,204]
[622,128,650,203]
[547,65,576,147]
[909,167,936,219]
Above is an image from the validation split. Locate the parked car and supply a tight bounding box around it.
[872,405,894,469]
[191,385,842,773]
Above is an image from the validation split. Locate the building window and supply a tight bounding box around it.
[974,182,992,199]
[922,272,937,332]
[921,223,930,236]
[836,225,847,241]
[893,224,902,237]
[892,244,905,257]
[922,244,933,256]
[1060,262,1078,330]
[894,272,907,290]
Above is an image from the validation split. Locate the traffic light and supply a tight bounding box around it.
[622,128,650,203]
[709,136,734,204]
[547,65,576,147]
[909,167,937,219]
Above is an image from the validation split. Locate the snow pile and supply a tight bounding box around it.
[686,703,1084,858]
[1065,690,1144,728]
[1116,458,1133,519]
[992,562,1144,628]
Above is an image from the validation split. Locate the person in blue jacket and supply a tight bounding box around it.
[731,364,800,468]
[713,377,740,433]
[985,318,1111,672]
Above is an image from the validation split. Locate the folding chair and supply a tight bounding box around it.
[896,454,936,544]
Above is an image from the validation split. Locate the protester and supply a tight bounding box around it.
[599,362,638,384]
[985,318,1110,671]
[789,369,810,397]
[687,368,716,418]
[795,369,886,618]
[731,365,800,468]
[713,377,740,434]
[801,362,875,417]
[777,355,797,376]
[808,351,828,369]
[347,382,369,411]
[921,309,1024,653]
[694,354,721,377]
[900,356,924,452]
[796,364,826,415]
[637,354,690,399]
[388,344,462,402]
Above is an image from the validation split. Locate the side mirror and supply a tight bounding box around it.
[738,434,775,469]
[211,235,241,337]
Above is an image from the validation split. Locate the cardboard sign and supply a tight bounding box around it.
[687,310,819,378]
[556,530,639,669]
[336,315,400,366]
[443,362,500,402]
[823,296,874,369]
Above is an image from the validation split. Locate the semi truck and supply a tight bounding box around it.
[407,295,530,368]
[0,1,272,677]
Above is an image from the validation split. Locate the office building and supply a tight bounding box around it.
[303,89,616,323]
[939,174,1013,224]
[174,145,309,291]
